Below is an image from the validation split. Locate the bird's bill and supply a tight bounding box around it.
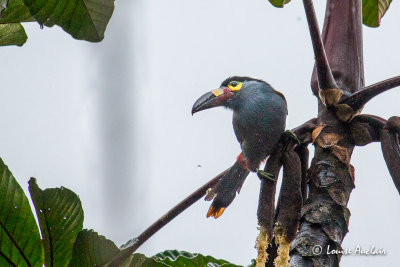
[191,87,233,114]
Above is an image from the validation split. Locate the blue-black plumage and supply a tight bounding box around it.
[192,76,287,218]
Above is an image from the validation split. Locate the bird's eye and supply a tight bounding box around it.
[228,81,243,92]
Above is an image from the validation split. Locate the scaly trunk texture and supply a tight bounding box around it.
[290,1,364,266]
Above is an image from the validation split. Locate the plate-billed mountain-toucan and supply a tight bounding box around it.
[192,76,288,218]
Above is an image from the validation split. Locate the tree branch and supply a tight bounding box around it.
[303,0,338,93]
[295,145,309,202]
[109,168,229,265]
[350,114,387,146]
[256,149,282,266]
[259,129,311,266]
[340,76,400,111]
[292,118,318,144]
[352,114,387,129]
[381,127,400,195]
[274,148,302,266]
[387,116,400,133]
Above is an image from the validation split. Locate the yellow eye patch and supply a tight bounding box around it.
[228,81,243,92]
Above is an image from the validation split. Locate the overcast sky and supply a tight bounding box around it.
[2,0,400,266]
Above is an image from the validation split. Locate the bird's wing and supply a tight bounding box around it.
[232,112,245,147]
[273,89,288,115]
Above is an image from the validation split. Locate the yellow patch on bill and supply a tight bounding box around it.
[211,88,224,96]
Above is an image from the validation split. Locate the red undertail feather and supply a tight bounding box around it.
[237,153,248,169]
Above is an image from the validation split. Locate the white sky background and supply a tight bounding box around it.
[2,0,400,266]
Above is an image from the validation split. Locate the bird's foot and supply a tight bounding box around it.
[257,170,276,182]
[283,130,301,144]
[204,188,216,201]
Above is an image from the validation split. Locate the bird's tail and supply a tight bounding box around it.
[206,159,250,218]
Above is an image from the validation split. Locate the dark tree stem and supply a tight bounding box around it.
[381,128,400,195]
[257,149,282,266]
[303,0,337,93]
[108,168,229,265]
[290,0,364,266]
[350,114,387,146]
[341,76,400,111]
[352,114,387,128]
[292,118,318,145]
[263,123,315,266]
[295,145,309,202]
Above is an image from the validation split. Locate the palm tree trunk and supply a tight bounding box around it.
[290,1,364,266]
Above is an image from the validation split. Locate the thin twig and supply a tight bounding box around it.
[341,76,400,110]
[106,168,229,266]
[303,0,338,90]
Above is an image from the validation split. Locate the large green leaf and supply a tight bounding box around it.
[0,22,27,46]
[22,0,115,42]
[0,158,44,266]
[69,229,120,266]
[267,0,291,8]
[118,250,242,267]
[28,178,84,267]
[152,250,241,267]
[121,253,168,267]
[0,0,33,23]
[362,0,392,27]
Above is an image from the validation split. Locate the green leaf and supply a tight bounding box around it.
[120,250,242,267]
[28,178,84,267]
[153,250,241,267]
[121,253,168,267]
[267,0,291,8]
[0,0,34,23]
[0,158,44,266]
[22,0,115,42]
[69,229,120,266]
[0,23,27,46]
[362,0,392,27]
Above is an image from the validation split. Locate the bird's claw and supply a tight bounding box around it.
[283,130,301,144]
[204,188,215,201]
[257,170,276,181]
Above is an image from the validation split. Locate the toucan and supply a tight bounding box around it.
[192,76,288,218]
